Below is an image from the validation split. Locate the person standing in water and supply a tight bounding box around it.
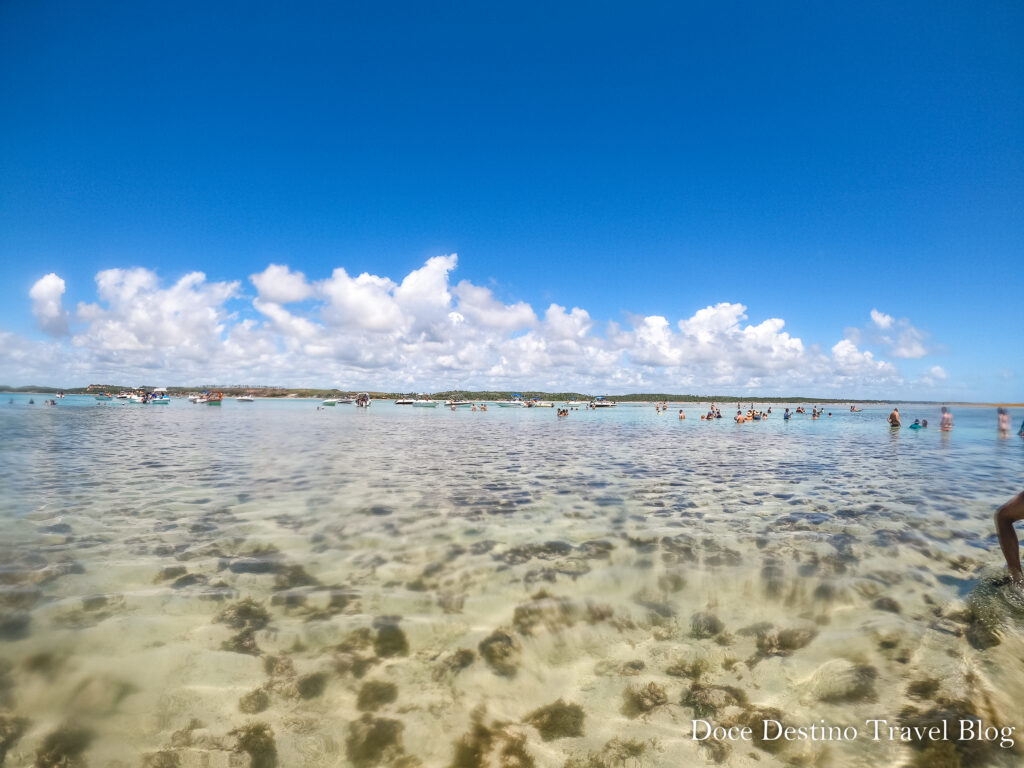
[997,408,1010,437]
[940,406,953,431]
[995,492,1024,585]
[888,408,901,427]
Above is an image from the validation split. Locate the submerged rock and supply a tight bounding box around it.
[223,628,261,655]
[346,714,405,767]
[216,599,270,631]
[239,687,271,714]
[373,616,409,657]
[899,699,999,767]
[434,649,475,680]
[296,672,328,699]
[754,626,817,658]
[229,721,277,768]
[0,611,30,641]
[357,680,398,712]
[665,657,709,680]
[564,737,649,768]
[802,660,877,703]
[682,683,748,718]
[68,675,137,715]
[621,682,668,718]
[335,628,378,679]
[690,612,724,639]
[525,699,584,741]
[0,712,29,764]
[35,724,93,768]
[478,630,520,677]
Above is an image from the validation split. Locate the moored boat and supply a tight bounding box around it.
[237,395,254,402]
[592,396,616,408]
[95,392,112,401]
[151,387,170,404]
[412,399,438,407]
[355,393,370,407]
[496,394,528,407]
[394,398,415,405]
[322,399,339,406]
[206,392,223,406]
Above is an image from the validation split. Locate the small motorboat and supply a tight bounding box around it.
[412,399,438,408]
[151,387,170,404]
[592,396,616,408]
[94,392,112,401]
[322,399,339,406]
[237,395,255,402]
[355,393,371,408]
[394,398,415,405]
[496,394,528,407]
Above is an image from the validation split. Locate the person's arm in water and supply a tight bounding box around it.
[995,492,1024,584]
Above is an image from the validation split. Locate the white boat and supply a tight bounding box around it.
[116,391,130,400]
[394,398,415,405]
[592,396,616,408]
[355,393,370,407]
[565,400,587,406]
[335,397,356,404]
[237,395,255,402]
[446,400,475,408]
[412,399,439,408]
[496,394,528,407]
[151,387,170,404]
[127,393,146,404]
[531,400,554,408]
[322,399,339,406]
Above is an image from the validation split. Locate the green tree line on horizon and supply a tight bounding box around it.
[0,383,903,404]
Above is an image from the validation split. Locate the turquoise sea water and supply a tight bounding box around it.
[1,395,1022,767]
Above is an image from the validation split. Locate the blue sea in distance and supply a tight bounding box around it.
[1,394,1022,767]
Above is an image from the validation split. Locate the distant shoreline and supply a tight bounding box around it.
[1,385,1019,408]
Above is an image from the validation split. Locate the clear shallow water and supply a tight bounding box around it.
[1,395,1022,767]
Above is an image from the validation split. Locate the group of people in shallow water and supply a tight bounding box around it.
[888,405,1024,437]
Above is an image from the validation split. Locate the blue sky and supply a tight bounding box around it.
[1,2,1021,398]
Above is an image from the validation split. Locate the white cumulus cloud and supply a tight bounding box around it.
[4,257,934,397]
[29,273,69,336]
[870,309,894,329]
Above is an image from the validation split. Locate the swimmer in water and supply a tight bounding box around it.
[995,492,1024,585]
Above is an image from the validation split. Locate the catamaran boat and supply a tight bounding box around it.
[592,396,616,408]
